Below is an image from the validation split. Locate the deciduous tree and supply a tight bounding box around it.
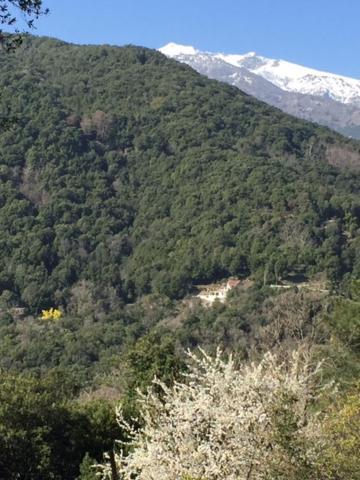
[99,348,327,480]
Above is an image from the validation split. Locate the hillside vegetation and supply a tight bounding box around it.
[0,36,359,314]
[0,37,359,479]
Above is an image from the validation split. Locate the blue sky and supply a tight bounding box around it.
[31,0,360,78]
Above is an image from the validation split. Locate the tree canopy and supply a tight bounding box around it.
[0,36,359,318]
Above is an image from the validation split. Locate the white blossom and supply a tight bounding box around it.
[99,347,326,480]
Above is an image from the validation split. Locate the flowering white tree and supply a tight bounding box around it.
[99,348,327,480]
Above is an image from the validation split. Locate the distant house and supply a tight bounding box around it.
[196,278,241,306]
[227,278,241,289]
[9,307,26,320]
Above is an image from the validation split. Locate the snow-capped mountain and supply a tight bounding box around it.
[159,43,360,138]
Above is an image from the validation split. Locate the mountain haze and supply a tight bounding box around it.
[160,43,360,139]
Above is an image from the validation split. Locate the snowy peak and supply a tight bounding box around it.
[159,43,360,106]
[159,42,199,57]
[215,51,260,68]
[238,56,360,105]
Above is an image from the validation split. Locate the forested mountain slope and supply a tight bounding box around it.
[0,37,359,480]
[0,36,360,314]
[159,43,360,139]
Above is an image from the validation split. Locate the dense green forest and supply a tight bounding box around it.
[0,36,360,313]
[0,37,359,479]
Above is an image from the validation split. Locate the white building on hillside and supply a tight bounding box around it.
[196,278,241,306]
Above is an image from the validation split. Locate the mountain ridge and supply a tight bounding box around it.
[159,43,360,138]
[159,42,360,104]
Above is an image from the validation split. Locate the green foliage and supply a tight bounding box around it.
[316,280,360,387]
[77,400,119,455]
[0,369,82,479]
[0,369,126,479]
[319,382,360,480]
[116,331,186,413]
[0,36,359,316]
[124,331,185,391]
[0,292,178,386]
[330,280,360,353]
[0,37,359,479]
[78,453,98,480]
